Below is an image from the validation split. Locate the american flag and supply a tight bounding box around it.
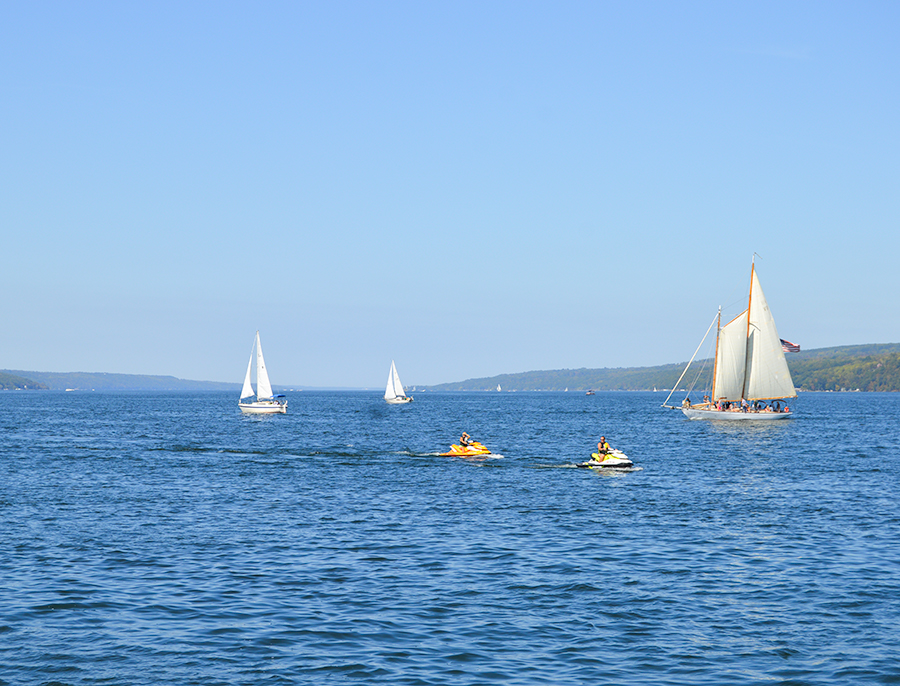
[781,339,800,353]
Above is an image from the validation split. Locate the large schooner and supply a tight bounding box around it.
[664,260,796,420]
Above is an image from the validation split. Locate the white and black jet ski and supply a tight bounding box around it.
[577,450,636,470]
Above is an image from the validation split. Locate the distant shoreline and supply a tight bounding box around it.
[5,342,900,392]
[420,343,900,393]
[0,370,373,392]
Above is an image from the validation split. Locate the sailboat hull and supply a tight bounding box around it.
[239,401,287,414]
[385,396,412,404]
[682,407,791,421]
[239,332,286,414]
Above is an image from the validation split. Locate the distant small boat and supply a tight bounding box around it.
[586,390,595,395]
[239,331,287,414]
[497,384,501,392]
[385,360,413,404]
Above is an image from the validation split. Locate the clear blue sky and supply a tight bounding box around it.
[3,2,898,387]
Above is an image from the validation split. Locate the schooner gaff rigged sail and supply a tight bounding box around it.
[384,360,412,404]
[663,261,796,420]
[239,331,287,414]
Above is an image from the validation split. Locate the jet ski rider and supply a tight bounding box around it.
[460,432,471,447]
[597,437,611,455]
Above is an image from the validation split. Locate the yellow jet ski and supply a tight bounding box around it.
[578,450,634,470]
[440,441,491,457]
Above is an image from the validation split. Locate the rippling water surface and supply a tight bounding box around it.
[2,391,899,685]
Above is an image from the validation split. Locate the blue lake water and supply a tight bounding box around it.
[2,390,899,685]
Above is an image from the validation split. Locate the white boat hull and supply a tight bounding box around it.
[239,401,287,414]
[385,396,412,404]
[682,407,791,421]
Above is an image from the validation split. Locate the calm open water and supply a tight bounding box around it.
[2,390,899,685]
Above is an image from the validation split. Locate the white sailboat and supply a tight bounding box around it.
[384,361,412,404]
[497,384,501,392]
[239,331,287,414]
[663,260,796,420]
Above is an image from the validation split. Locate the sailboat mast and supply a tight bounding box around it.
[254,331,261,397]
[711,307,721,402]
[741,260,756,398]
[742,260,755,400]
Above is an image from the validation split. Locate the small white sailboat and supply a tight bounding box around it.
[384,360,413,404]
[239,331,287,414]
[497,384,501,392]
[663,259,795,420]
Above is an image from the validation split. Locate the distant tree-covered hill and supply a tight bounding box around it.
[424,364,689,392]
[788,348,900,392]
[0,371,48,390]
[1,370,239,392]
[421,343,900,392]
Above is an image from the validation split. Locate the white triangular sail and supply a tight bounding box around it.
[385,362,398,399]
[713,310,749,401]
[240,351,254,400]
[255,332,274,399]
[745,270,796,400]
[392,364,405,398]
[385,361,405,400]
[712,267,796,402]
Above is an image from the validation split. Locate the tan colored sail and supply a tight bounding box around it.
[713,310,749,401]
[712,267,795,402]
[745,270,796,400]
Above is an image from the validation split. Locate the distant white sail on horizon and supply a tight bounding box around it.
[385,360,412,403]
[255,332,274,400]
[238,331,286,414]
[240,352,254,400]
